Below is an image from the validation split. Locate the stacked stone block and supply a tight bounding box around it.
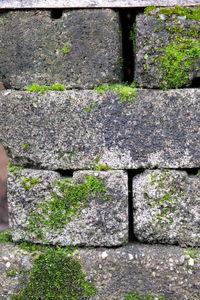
[0,6,200,300]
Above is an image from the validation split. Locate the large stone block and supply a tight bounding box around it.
[133,169,200,247]
[0,9,122,89]
[0,89,199,169]
[1,242,200,299]
[135,6,200,89]
[8,168,128,246]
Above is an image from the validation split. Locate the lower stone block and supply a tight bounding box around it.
[8,168,128,246]
[133,169,200,247]
[1,242,200,300]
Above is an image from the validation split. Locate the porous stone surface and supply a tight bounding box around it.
[135,7,200,88]
[0,9,122,89]
[0,89,200,169]
[8,169,128,246]
[133,169,200,247]
[0,242,33,299]
[1,242,200,300]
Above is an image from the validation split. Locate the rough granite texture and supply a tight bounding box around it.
[8,169,128,246]
[133,169,200,247]
[1,242,200,300]
[0,89,199,169]
[135,7,200,88]
[0,9,122,89]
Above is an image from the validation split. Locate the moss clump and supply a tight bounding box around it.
[93,165,112,171]
[124,292,165,300]
[144,6,156,15]
[62,43,70,54]
[22,143,31,150]
[94,83,138,103]
[28,176,109,238]
[11,247,96,300]
[0,230,12,242]
[8,162,24,176]
[7,270,19,278]
[19,177,40,191]
[183,248,199,260]
[158,6,200,21]
[26,83,65,95]
[157,38,200,89]
[85,103,99,113]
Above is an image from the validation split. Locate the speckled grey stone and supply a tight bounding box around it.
[0,89,199,169]
[8,169,128,246]
[133,169,200,247]
[135,7,200,88]
[1,242,200,300]
[0,9,122,89]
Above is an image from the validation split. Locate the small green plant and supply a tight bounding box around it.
[20,177,40,191]
[28,176,109,238]
[22,143,31,150]
[26,83,65,95]
[62,43,70,54]
[93,157,100,164]
[11,247,96,299]
[124,292,165,300]
[85,103,99,113]
[0,230,12,242]
[95,83,138,103]
[183,249,199,259]
[8,162,23,176]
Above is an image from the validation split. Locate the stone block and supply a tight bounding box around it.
[135,6,200,89]
[1,242,200,299]
[0,88,199,169]
[0,9,122,89]
[8,168,128,246]
[133,169,200,247]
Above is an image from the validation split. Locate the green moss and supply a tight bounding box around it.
[93,157,100,164]
[158,6,200,21]
[157,38,200,89]
[11,247,96,300]
[124,292,165,300]
[93,165,112,171]
[85,103,99,113]
[28,176,109,238]
[7,270,19,278]
[144,6,156,15]
[26,83,65,95]
[183,249,199,260]
[19,177,40,191]
[22,143,31,150]
[94,83,138,103]
[8,162,24,176]
[62,43,70,54]
[0,230,12,242]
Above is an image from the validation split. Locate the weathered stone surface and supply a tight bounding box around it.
[0,9,122,89]
[0,243,33,299]
[0,89,200,169]
[1,242,200,300]
[135,7,200,89]
[133,169,200,247]
[8,169,128,246]
[1,0,200,8]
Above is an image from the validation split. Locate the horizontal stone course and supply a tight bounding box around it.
[8,168,128,246]
[0,9,122,89]
[133,169,200,247]
[1,242,200,299]
[0,88,199,169]
[135,6,200,88]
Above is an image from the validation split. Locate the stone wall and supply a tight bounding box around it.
[0,6,200,300]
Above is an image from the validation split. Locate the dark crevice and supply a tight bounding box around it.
[181,168,199,176]
[55,169,73,178]
[127,169,144,242]
[191,77,200,88]
[119,8,144,83]
[51,9,63,19]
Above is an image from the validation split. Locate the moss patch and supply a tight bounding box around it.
[28,176,109,238]
[26,83,65,95]
[8,162,24,176]
[11,247,96,300]
[19,177,40,191]
[124,292,165,300]
[62,43,70,54]
[94,83,138,103]
[0,230,12,242]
